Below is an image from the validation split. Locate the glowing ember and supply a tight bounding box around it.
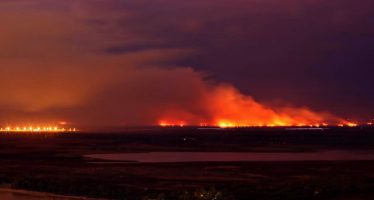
[0,125,77,133]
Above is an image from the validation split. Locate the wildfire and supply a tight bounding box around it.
[346,122,358,127]
[159,121,186,127]
[157,85,362,129]
[0,125,77,133]
[158,121,360,128]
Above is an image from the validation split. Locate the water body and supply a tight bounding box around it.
[0,189,86,200]
[86,151,374,163]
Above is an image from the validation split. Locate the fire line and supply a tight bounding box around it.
[0,126,77,133]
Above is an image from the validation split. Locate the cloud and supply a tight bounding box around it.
[0,1,199,125]
[0,0,364,127]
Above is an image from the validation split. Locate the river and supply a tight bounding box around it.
[86,150,374,163]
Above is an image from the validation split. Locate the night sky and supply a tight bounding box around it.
[0,0,373,127]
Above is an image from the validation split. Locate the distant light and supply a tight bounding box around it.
[347,122,358,127]
[0,124,77,133]
[59,121,67,125]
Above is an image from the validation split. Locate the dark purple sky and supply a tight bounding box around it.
[0,0,373,126]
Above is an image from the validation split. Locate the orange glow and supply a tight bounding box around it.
[346,122,358,127]
[157,86,360,128]
[58,121,68,125]
[217,121,236,128]
[158,121,363,128]
[0,125,77,133]
[159,120,187,127]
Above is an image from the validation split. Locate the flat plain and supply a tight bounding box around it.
[1,127,374,200]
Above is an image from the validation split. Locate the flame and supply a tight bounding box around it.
[346,122,358,127]
[158,85,358,128]
[0,125,77,133]
[159,120,186,127]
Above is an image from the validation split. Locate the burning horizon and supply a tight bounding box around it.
[0,0,372,128]
[0,81,359,129]
[0,125,76,133]
[157,84,354,128]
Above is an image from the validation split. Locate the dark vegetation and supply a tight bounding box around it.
[1,127,374,199]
